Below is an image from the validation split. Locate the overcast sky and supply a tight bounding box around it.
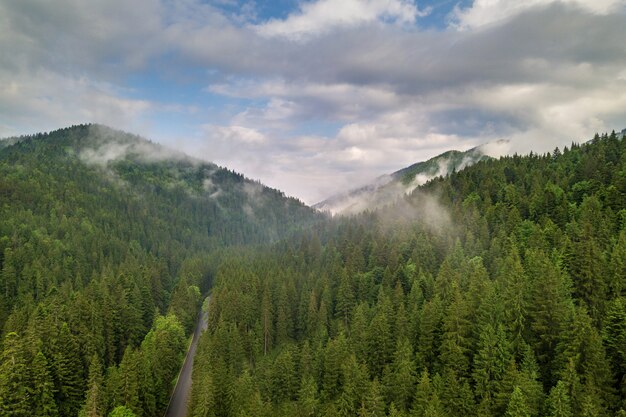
[1,0,625,203]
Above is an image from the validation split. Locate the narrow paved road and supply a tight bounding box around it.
[164,296,210,417]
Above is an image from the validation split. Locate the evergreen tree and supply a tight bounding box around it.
[545,381,573,417]
[498,246,528,355]
[411,370,432,417]
[384,338,416,412]
[190,371,215,417]
[504,387,530,417]
[108,405,137,417]
[439,286,471,377]
[472,324,511,413]
[526,249,572,384]
[359,378,385,417]
[335,269,355,328]
[0,332,32,416]
[32,351,59,417]
[80,354,104,417]
[297,375,318,417]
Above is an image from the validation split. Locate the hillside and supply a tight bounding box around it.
[189,131,626,417]
[0,124,322,416]
[2,125,626,417]
[314,145,492,215]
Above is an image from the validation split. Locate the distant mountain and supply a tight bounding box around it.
[314,144,496,215]
[1,124,322,247]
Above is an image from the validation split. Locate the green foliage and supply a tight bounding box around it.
[3,127,626,416]
[0,125,321,416]
[108,405,137,417]
[546,381,573,417]
[188,131,626,416]
[504,387,530,417]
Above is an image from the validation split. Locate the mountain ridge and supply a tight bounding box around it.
[314,143,497,215]
[0,124,322,246]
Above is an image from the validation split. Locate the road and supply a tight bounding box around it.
[164,296,210,417]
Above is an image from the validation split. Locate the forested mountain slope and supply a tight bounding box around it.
[190,131,626,417]
[314,145,491,215]
[0,124,322,416]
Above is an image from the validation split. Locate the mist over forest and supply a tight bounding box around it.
[1,0,626,416]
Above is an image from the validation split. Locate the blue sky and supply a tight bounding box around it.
[1,0,625,203]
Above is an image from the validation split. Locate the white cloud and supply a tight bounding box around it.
[451,0,626,30]
[255,0,423,40]
[204,125,268,144]
[0,68,152,137]
[1,0,626,204]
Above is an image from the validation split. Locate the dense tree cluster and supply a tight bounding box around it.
[189,131,626,416]
[0,125,320,416]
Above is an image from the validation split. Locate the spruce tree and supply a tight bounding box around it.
[0,332,32,417]
[504,387,530,417]
[545,381,573,417]
[80,354,104,417]
[32,351,59,417]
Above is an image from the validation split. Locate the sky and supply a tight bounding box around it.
[1,0,625,204]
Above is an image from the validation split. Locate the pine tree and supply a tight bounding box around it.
[261,283,273,355]
[602,298,626,386]
[231,370,265,417]
[526,249,572,384]
[472,323,511,414]
[338,354,367,417]
[367,297,394,377]
[108,405,137,417]
[608,231,626,297]
[32,351,59,417]
[416,297,443,372]
[556,305,615,413]
[350,303,370,359]
[545,381,573,417]
[321,333,349,402]
[335,270,355,328]
[565,220,607,323]
[271,347,297,402]
[298,375,318,417]
[439,286,471,377]
[190,371,215,417]
[80,354,104,417]
[0,332,33,416]
[422,392,445,417]
[359,378,385,417]
[504,387,530,417]
[52,323,85,417]
[498,246,528,355]
[384,338,416,412]
[439,368,475,417]
[411,370,432,417]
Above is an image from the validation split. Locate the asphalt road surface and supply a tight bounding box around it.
[164,296,210,417]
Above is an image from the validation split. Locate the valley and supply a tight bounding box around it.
[1,126,624,416]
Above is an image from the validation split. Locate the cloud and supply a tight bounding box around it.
[255,0,424,41]
[0,68,152,138]
[79,124,193,166]
[451,0,626,30]
[1,0,626,204]
[205,125,268,145]
[0,0,164,75]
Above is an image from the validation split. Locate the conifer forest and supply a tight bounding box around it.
[0,125,625,417]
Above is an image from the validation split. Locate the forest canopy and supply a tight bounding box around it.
[189,131,626,417]
[0,126,625,416]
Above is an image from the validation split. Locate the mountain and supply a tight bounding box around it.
[0,124,322,417]
[1,124,321,246]
[314,144,494,215]
[189,130,626,417]
[3,125,626,417]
